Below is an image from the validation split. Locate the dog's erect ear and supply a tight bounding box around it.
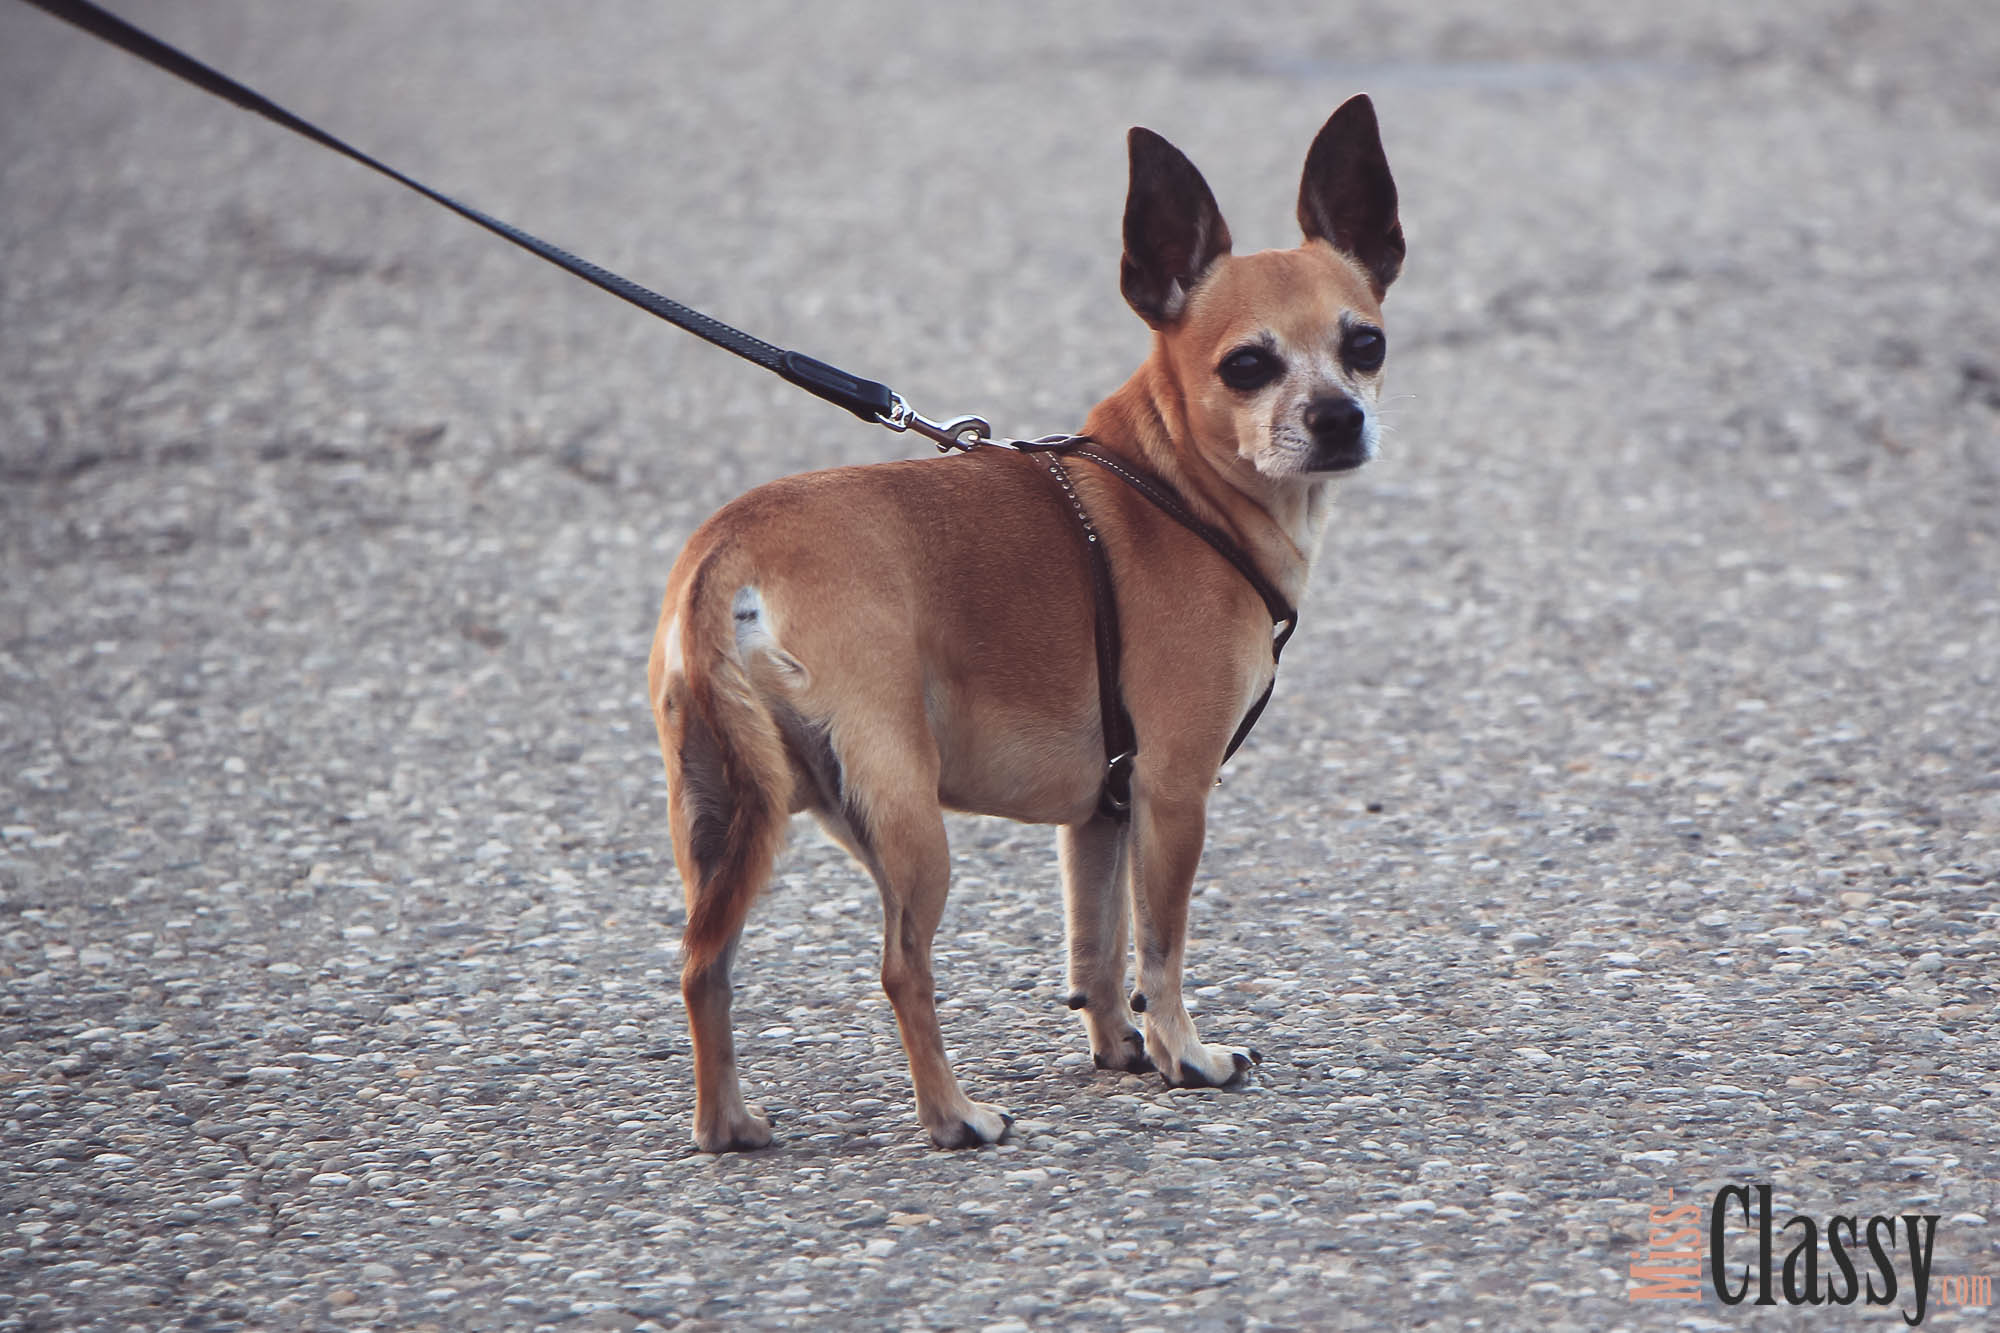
[1298,94,1404,299]
[1121,127,1233,327]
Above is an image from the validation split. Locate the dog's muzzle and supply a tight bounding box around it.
[1303,395,1369,472]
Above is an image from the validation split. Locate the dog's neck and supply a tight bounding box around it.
[1083,357,1330,609]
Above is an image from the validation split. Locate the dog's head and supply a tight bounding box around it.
[1121,95,1403,481]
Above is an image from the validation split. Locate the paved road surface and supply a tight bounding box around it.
[2,2,1996,1328]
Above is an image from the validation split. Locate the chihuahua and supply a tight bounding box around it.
[649,94,1403,1150]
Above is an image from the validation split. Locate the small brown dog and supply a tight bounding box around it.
[649,95,1403,1151]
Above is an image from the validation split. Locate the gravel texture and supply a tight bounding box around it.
[3,2,1997,1329]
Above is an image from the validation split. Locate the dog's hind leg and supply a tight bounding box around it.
[1059,815,1150,1073]
[830,728,1011,1149]
[874,806,1012,1148]
[666,698,785,1151]
[652,601,790,1153]
[680,932,772,1152]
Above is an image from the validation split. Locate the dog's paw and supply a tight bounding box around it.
[1161,1043,1259,1090]
[1091,1026,1156,1074]
[925,1101,1014,1150]
[692,1104,775,1153]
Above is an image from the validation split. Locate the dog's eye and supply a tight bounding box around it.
[1218,346,1283,392]
[1343,326,1386,373]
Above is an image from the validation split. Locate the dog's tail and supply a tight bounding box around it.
[650,557,794,975]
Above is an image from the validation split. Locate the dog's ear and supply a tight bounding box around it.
[1121,127,1233,327]
[1298,94,1404,299]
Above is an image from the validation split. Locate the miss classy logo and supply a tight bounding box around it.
[1629,1184,1990,1326]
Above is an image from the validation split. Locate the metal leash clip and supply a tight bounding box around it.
[878,393,992,453]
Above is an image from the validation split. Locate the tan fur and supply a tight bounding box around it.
[649,96,1404,1150]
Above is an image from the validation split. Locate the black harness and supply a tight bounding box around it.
[999,437,1298,821]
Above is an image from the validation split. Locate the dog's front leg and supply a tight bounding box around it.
[1059,815,1151,1073]
[1129,788,1256,1088]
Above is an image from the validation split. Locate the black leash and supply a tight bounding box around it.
[26,0,1301,816]
[17,0,995,445]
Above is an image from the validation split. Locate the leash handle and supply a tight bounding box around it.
[777,354,897,424]
[20,0,901,424]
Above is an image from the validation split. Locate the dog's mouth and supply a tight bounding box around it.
[1308,444,1370,473]
[1270,414,1375,476]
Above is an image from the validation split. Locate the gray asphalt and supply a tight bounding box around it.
[3,2,1997,1329]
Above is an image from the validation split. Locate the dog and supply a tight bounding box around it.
[648,94,1403,1151]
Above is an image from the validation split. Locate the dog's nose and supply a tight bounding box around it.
[1303,395,1364,444]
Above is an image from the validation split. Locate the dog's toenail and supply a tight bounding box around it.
[1248,1048,1264,1064]
[1232,1051,1252,1072]
[1129,991,1147,1013]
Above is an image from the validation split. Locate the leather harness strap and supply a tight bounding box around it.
[1023,451,1138,818]
[1010,437,1299,820]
